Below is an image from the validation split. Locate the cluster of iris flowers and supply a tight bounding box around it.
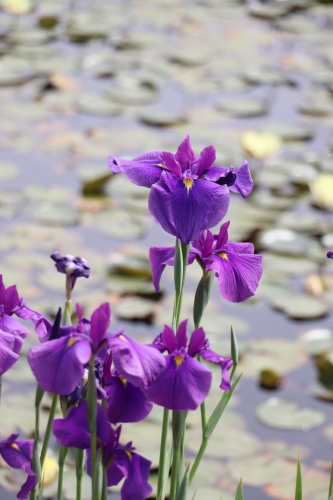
[0,136,266,500]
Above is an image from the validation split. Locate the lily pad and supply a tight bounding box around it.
[229,455,296,487]
[76,165,112,194]
[94,210,148,240]
[216,97,268,117]
[105,86,156,105]
[77,94,122,117]
[138,108,186,127]
[300,328,333,356]
[243,67,290,86]
[262,253,318,276]
[265,122,313,142]
[32,205,80,227]
[107,249,152,278]
[272,294,329,320]
[256,398,325,430]
[116,296,157,323]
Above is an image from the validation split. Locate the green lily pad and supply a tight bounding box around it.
[107,250,152,278]
[229,455,296,487]
[254,170,289,189]
[94,210,148,240]
[299,328,333,355]
[258,228,323,259]
[116,296,157,323]
[248,3,291,18]
[216,97,268,117]
[167,45,208,66]
[298,90,333,116]
[77,94,122,117]
[265,123,313,141]
[138,108,186,127]
[105,86,156,105]
[256,398,325,430]
[265,467,329,499]
[0,56,34,86]
[263,253,318,276]
[76,165,112,194]
[80,51,116,77]
[32,205,80,227]
[243,67,290,86]
[272,294,329,320]
[7,27,54,45]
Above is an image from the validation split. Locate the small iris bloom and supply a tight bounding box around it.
[108,136,253,244]
[150,221,263,303]
[50,251,90,299]
[144,320,232,411]
[0,434,36,499]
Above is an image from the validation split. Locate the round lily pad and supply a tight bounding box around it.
[138,108,186,127]
[0,56,34,86]
[94,210,148,240]
[32,205,80,227]
[216,97,268,117]
[77,94,122,117]
[75,165,112,194]
[116,296,156,323]
[273,294,328,320]
[265,122,313,142]
[243,67,290,86]
[256,398,325,430]
[107,250,152,278]
[263,253,318,276]
[229,455,296,487]
[248,3,291,18]
[300,328,333,356]
[105,86,156,105]
[80,51,116,78]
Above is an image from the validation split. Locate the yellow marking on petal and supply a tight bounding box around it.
[174,355,184,368]
[183,178,193,192]
[11,443,19,451]
[118,376,127,386]
[118,335,128,342]
[67,338,78,348]
[218,252,229,261]
[125,450,132,460]
[157,163,167,169]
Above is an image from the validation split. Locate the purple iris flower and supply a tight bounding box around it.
[0,434,36,499]
[108,330,166,390]
[53,401,152,500]
[108,136,253,244]
[50,251,90,299]
[144,320,232,411]
[150,221,263,303]
[327,250,333,259]
[103,353,153,424]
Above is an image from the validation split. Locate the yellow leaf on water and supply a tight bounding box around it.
[41,455,58,486]
[311,173,333,210]
[240,131,281,159]
[1,0,32,14]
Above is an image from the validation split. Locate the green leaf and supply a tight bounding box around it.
[177,464,190,500]
[174,239,183,297]
[193,271,214,328]
[235,479,244,500]
[328,458,333,500]
[295,457,302,500]
[205,374,242,439]
[231,326,238,368]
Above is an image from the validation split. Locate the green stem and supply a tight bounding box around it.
[156,408,170,499]
[62,300,72,326]
[87,361,98,499]
[75,449,84,500]
[57,446,68,500]
[102,466,107,500]
[189,438,209,484]
[40,394,59,471]
[169,411,186,500]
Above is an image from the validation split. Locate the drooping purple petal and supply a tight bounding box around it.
[51,252,90,279]
[90,303,111,353]
[108,333,165,389]
[15,305,42,326]
[195,145,216,176]
[228,161,253,198]
[149,172,230,244]
[105,376,153,424]
[108,152,163,188]
[144,354,212,411]
[0,314,29,339]
[215,221,230,251]
[149,246,175,292]
[4,285,20,315]
[53,400,109,449]
[187,327,206,357]
[0,330,22,376]
[198,347,233,390]
[114,450,153,500]
[28,335,91,394]
[206,252,263,303]
[174,135,196,172]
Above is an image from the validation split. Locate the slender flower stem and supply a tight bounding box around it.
[87,360,98,500]
[30,385,45,500]
[62,299,72,326]
[101,466,107,500]
[57,446,68,500]
[75,449,84,500]
[40,394,59,471]
[156,408,170,499]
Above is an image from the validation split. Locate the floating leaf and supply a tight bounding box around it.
[299,328,333,356]
[115,296,157,323]
[256,398,325,431]
[216,97,268,117]
[241,131,281,159]
[94,210,148,240]
[311,174,333,211]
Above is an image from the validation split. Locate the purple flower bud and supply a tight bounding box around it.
[50,251,90,299]
[327,250,333,259]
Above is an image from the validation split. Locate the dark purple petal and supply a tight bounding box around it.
[206,252,263,303]
[0,330,22,376]
[229,161,253,198]
[215,221,230,251]
[4,285,20,315]
[90,303,111,353]
[105,377,152,424]
[225,242,254,254]
[145,355,212,411]
[0,437,36,500]
[108,152,163,188]
[149,246,175,292]
[327,250,333,259]
[160,324,177,353]
[174,136,196,172]
[187,327,206,357]
[109,333,165,389]
[115,450,152,500]
[53,400,109,449]
[160,151,182,177]
[51,252,90,279]
[195,145,216,176]
[199,349,233,390]
[0,275,5,305]
[176,320,187,349]
[28,335,91,394]
[191,230,214,260]
[149,173,230,244]
[0,314,29,339]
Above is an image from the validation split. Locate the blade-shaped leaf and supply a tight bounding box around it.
[328,457,333,500]
[235,479,244,500]
[177,464,190,500]
[295,456,302,500]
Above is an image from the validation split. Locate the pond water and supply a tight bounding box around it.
[1,0,333,498]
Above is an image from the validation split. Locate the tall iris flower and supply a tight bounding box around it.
[53,401,152,500]
[103,353,153,424]
[150,221,263,303]
[108,136,253,244]
[144,320,232,411]
[0,434,37,499]
[0,275,41,376]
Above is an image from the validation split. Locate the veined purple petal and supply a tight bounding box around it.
[176,320,187,349]
[206,252,263,303]
[0,314,29,339]
[174,135,196,172]
[0,437,36,500]
[114,450,152,500]
[229,161,253,198]
[160,325,177,353]
[191,230,214,260]
[195,145,216,176]
[199,348,233,390]
[225,242,254,254]
[145,355,212,411]
[149,172,230,244]
[4,285,19,315]
[108,334,165,389]
[149,246,175,292]
[28,335,91,394]
[0,330,22,376]
[90,303,111,353]
[108,152,163,188]
[53,400,109,449]
[160,151,182,177]
[215,221,230,251]
[15,306,42,326]
[187,327,206,357]
[105,377,152,424]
